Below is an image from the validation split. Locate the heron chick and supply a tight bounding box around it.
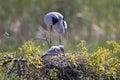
[41,45,64,64]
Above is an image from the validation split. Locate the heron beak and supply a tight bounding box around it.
[62,50,64,54]
[62,20,68,40]
[61,50,65,56]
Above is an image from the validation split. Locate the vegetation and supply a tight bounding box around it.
[0,40,120,80]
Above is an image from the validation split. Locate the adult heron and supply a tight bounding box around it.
[44,12,68,46]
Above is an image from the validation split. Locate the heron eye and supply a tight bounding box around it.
[52,17,59,25]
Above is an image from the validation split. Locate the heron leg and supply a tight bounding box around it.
[50,26,52,47]
[59,35,62,45]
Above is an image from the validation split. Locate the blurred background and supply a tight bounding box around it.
[0,0,120,51]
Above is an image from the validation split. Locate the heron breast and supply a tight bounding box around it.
[54,27,63,33]
[53,23,64,33]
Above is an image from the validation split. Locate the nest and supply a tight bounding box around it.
[41,55,95,80]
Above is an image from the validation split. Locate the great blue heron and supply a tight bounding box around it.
[41,45,64,64]
[44,12,68,46]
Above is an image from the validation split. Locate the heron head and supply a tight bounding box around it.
[59,45,64,54]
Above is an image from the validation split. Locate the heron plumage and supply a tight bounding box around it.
[44,12,68,46]
[44,12,67,34]
[41,45,64,63]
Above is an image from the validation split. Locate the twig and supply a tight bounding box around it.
[44,33,51,48]
[32,32,51,48]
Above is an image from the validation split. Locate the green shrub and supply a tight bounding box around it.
[0,40,120,80]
